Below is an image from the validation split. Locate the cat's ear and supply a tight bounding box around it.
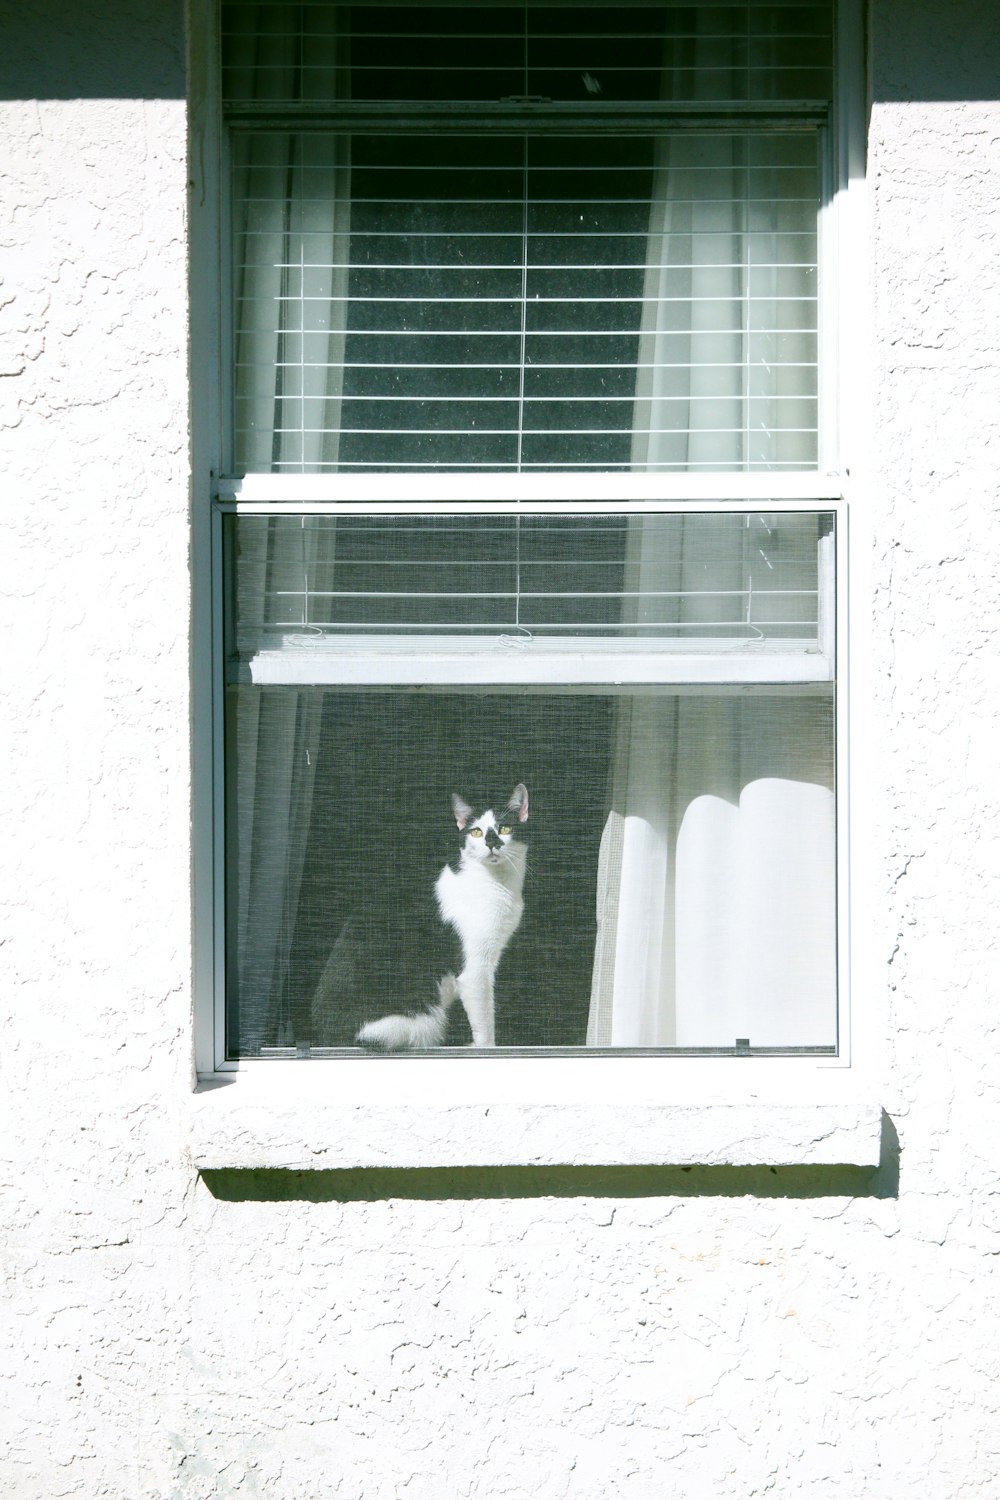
[507,783,529,823]
[451,794,473,830]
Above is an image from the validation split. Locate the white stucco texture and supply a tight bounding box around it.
[2,1,1000,1497]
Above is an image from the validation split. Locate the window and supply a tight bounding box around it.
[205,0,855,1064]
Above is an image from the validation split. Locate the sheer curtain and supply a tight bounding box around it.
[588,694,836,1049]
[587,132,836,1049]
[228,14,349,1048]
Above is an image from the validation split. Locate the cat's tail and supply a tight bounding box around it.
[355,974,459,1052]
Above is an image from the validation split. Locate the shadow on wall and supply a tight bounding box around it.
[870,0,1000,102]
[200,1112,900,1204]
[0,0,185,100]
[6,1,1000,104]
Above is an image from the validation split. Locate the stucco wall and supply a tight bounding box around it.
[2,2,999,1497]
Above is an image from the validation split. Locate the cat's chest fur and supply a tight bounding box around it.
[435,843,527,967]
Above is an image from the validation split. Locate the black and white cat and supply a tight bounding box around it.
[311,784,529,1050]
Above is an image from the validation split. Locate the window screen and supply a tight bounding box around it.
[218,0,841,1058]
[227,686,836,1055]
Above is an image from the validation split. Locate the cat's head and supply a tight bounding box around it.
[451,783,529,865]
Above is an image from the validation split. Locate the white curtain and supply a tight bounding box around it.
[588,132,836,1050]
[629,134,748,472]
[588,694,836,1049]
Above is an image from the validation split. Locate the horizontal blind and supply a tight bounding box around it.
[232,129,820,472]
[222,1,834,108]
[228,511,829,651]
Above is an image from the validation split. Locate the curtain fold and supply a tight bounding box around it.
[230,685,323,1050]
[630,134,747,473]
[232,131,351,471]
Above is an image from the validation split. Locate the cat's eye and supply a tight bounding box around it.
[499,825,512,836]
[469,827,484,838]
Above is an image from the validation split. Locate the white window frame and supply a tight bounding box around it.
[188,0,881,1167]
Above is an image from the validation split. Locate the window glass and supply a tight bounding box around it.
[226,512,829,652]
[221,1,834,108]
[232,131,820,472]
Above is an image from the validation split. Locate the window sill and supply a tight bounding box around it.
[188,1060,882,1171]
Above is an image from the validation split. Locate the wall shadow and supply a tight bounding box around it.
[10,2,1000,106]
[201,1110,899,1204]
[871,0,1000,103]
[0,0,184,100]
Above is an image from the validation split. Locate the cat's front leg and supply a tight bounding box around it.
[458,968,495,1048]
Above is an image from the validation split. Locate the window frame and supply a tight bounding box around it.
[189,0,875,1123]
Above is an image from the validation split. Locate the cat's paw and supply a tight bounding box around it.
[437,973,460,1008]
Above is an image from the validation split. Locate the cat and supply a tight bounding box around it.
[310,784,529,1050]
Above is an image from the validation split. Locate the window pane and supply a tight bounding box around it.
[232,131,821,472]
[225,687,837,1056]
[221,1,834,108]
[226,511,833,668]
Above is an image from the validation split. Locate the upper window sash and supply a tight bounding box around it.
[227,123,829,476]
[220,0,838,479]
[220,0,836,113]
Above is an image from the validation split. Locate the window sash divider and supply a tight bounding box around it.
[225,103,831,134]
[215,472,844,509]
[234,644,835,690]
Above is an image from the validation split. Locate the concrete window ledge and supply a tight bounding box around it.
[188,1064,884,1171]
